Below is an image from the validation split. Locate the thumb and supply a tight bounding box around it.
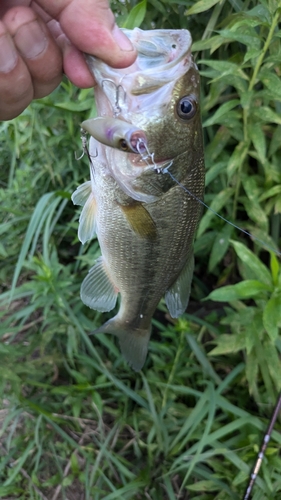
[36,0,137,68]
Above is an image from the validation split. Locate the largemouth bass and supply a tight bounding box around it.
[72,28,205,371]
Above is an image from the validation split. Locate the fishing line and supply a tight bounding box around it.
[161,166,281,257]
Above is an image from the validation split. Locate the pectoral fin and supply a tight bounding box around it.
[120,202,157,239]
[165,253,194,318]
[71,181,92,206]
[78,192,97,244]
[81,257,118,312]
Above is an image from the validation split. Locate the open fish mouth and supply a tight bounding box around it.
[128,152,173,170]
[83,28,198,203]
[85,29,193,112]
[123,28,192,72]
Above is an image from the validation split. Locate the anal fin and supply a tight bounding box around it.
[81,257,118,312]
[165,253,194,318]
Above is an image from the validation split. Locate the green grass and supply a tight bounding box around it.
[1,0,281,498]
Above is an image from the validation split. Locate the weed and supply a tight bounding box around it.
[1,1,281,499]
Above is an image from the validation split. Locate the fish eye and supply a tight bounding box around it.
[119,139,129,151]
[176,95,197,120]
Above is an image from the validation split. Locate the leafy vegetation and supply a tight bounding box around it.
[1,0,281,498]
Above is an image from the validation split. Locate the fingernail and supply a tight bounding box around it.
[0,34,18,73]
[112,25,134,52]
[14,20,47,59]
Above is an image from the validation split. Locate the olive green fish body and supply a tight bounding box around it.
[72,28,205,371]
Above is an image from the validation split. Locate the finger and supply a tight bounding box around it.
[0,21,33,120]
[35,0,137,68]
[0,1,31,18]
[3,6,63,100]
[47,19,95,88]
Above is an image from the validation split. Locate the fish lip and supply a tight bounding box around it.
[128,153,173,169]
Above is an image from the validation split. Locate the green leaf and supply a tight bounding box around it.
[247,4,271,22]
[205,161,227,186]
[263,341,281,390]
[245,350,258,396]
[0,486,22,497]
[263,294,281,341]
[10,192,56,300]
[200,60,249,80]
[259,185,281,202]
[185,0,221,15]
[3,440,35,486]
[243,198,268,229]
[203,100,240,127]
[53,100,93,112]
[248,123,266,163]
[122,0,147,29]
[207,280,271,302]
[205,129,231,165]
[218,29,260,49]
[192,36,222,52]
[270,253,280,285]
[231,241,273,286]
[253,106,281,125]
[269,125,281,157]
[208,224,233,272]
[197,187,235,236]
[259,68,281,100]
[209,333,247,355]
[227,142,249,178]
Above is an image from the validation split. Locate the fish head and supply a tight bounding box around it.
[85,28,204,203]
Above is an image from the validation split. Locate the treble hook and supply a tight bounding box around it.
[75,128,88,160]
[101,79,126,116]
[75,128,98,174]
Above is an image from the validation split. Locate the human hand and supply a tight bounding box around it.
[0,0,137,120]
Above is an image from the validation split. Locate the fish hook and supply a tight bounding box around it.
[136,138,174,175]
[136,138,158,169]
[101,79,126,116]
[75,128,89,161]
[75,128,98,172]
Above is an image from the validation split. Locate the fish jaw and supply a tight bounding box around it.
[84,29,202,203]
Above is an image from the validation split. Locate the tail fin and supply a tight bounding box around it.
[91,318,151,372]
